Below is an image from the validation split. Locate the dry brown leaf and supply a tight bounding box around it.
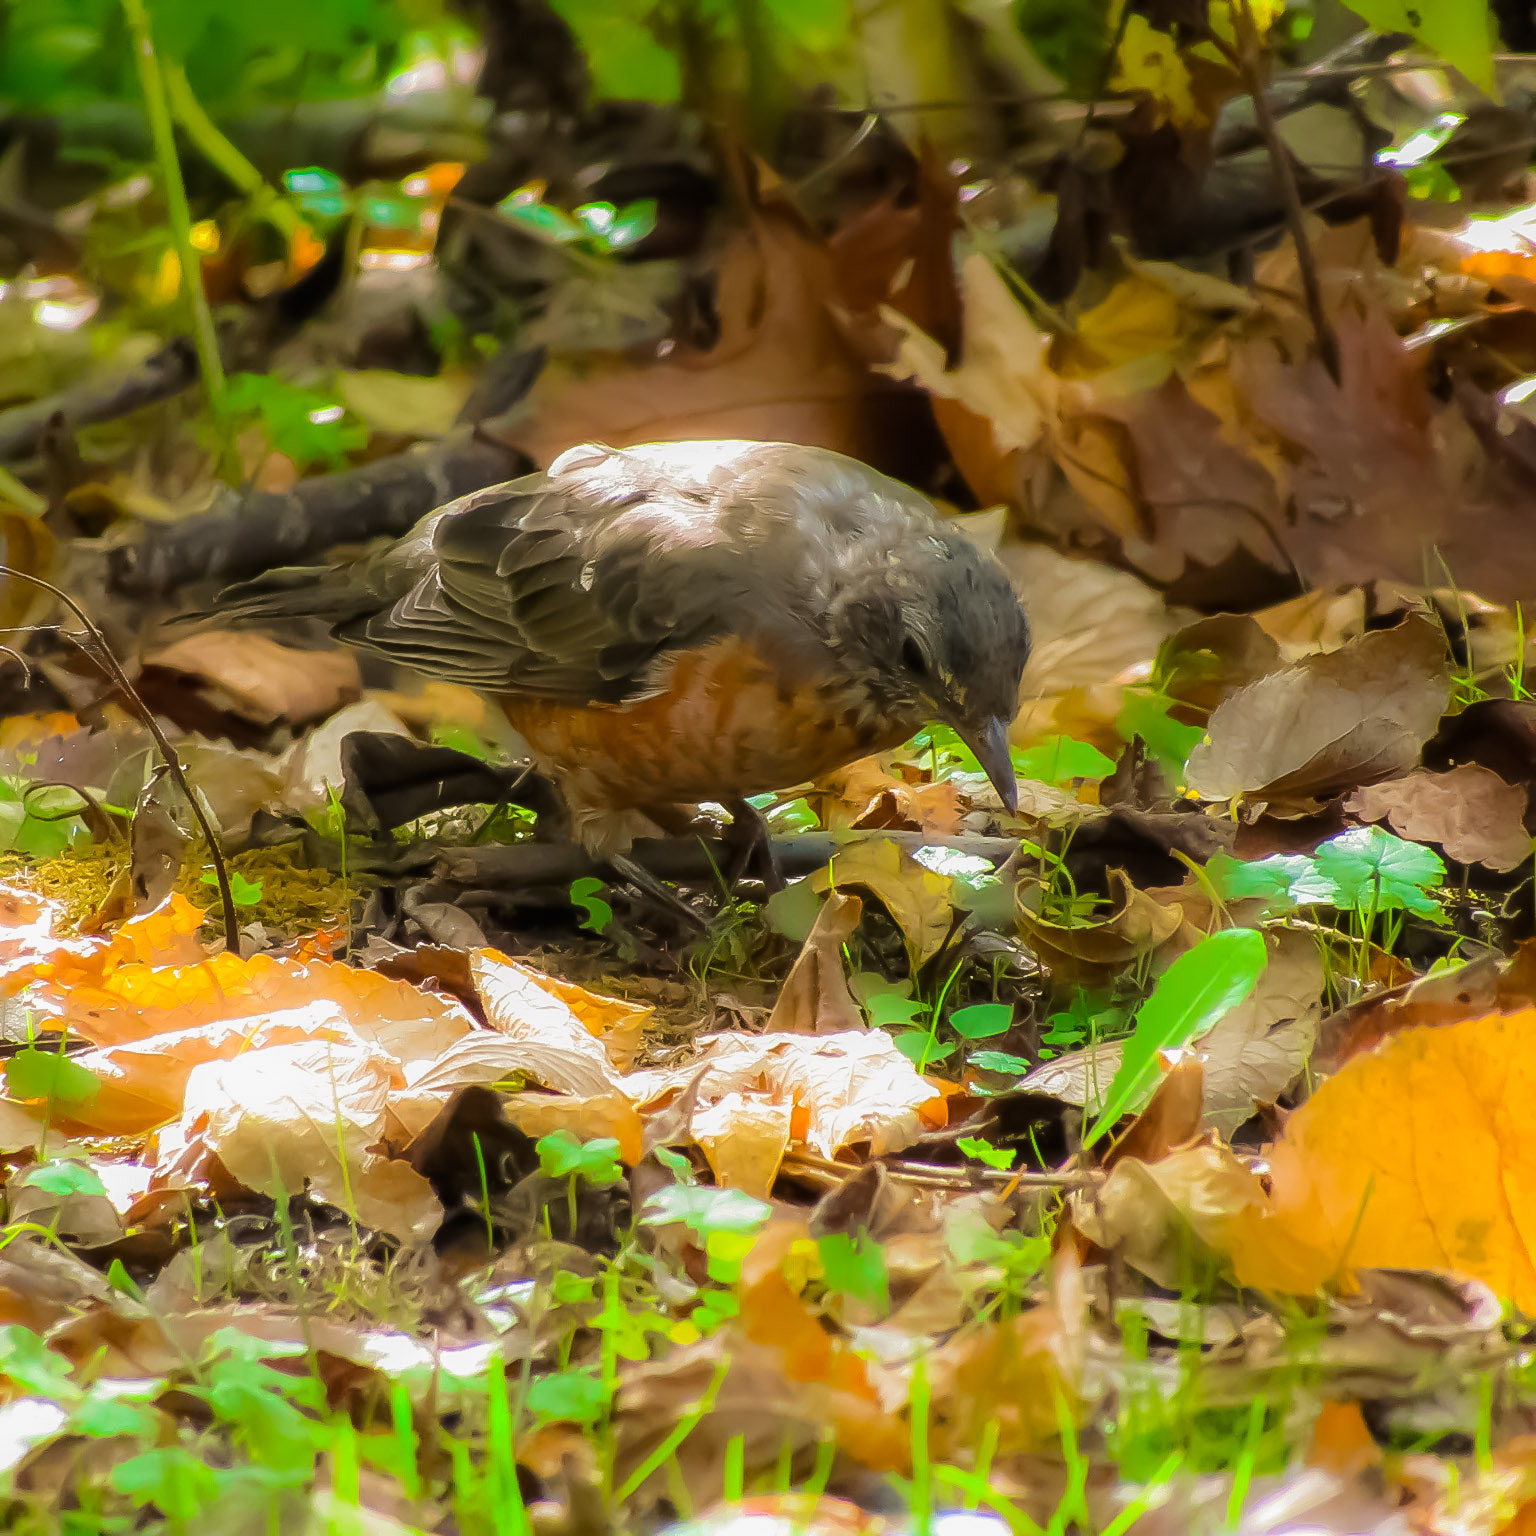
[766,891,865,1036]
[501,1091,645,1167]
[471,949,641,1082]
[1311,941,1536,1076]
[1015,871,1185,982]
[1344,764,1531,872]
[1184,616,1451,805]
[631,1030,940,1184]
[809,838,954,963]
[184,1038,440,1239]
[1020,927,1319,1135]
[875,251,1052,505]
[813,759,964,837]
[1002,546,1189,750]
[513,201,905,466]
[142,631,361,728]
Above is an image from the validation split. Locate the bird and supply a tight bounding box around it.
[209,439,1032,859]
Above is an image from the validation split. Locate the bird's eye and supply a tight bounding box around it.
[901,636,929,674]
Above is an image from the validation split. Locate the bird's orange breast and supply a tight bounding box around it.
[501,636,910,812]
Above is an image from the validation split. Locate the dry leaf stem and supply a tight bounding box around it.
[0,565,241,947]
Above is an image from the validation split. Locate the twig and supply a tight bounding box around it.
[432,830,1023,890]
[1215,1,1341,383]
[0,338,199,465]
[107,431,529,596]
[0,565,241,949]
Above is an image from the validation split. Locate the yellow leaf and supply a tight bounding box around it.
[1057,274,1183,378]
[810,836,953,962]
[1111,13,1199,126]
[1233,1009,1536,1307]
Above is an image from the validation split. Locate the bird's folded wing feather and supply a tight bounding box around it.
[342,477,755,703]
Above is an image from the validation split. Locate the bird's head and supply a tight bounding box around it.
[827,529,1030,810]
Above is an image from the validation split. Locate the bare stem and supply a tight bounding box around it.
[1219,2,1341,384]
[0,566,242,950]
[120,0,230,429]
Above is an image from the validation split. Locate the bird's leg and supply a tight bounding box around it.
[722,797,784,894]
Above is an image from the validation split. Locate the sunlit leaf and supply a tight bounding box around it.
[1084,928,1267,1147]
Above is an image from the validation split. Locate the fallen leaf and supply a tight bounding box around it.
[766,891,865,1036]
[336,370,471,437]
[813,759,964,837]
[141,631,361,728]
[1195,926,1324,1135]
[1015,871,1185,981]
[1311,942,1536,1075]
[875,251,1052,505]
[809,838,954,963]
[1232,1010,1536,1307]
[185,1038,440,1239]
[1184,617,1451,806]
[515,199,907,466]
[1345,764,1531,872]
[1002,546,1190,750]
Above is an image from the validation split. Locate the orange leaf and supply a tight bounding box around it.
[1233,1010,1536,1307]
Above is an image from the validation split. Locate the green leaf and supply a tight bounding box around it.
[525,1370,605,1425]
[893,1031,954,1067]
[6,1047,100,1108]
[1205,850,1338,911]
[867,992,925,1029]
[1011,735,1116,784]
[968,1050,1033,1075]
[1313,827,1446,919]
[0,1325,77,1398]
[605,197,659,250]
[1083,928,1268,1147]
[817,1231,889,1310]
[536,1130,623,1185]
[71,1394,157,1440]
[949,1002,1012,1039]
[496,196,584,242]
[25,1159,107,1199]
[766,795,819,833]
[200,869,263,907]
[640,1184,771,1240]
[547,0,682,102]
[569,876,613,935]
[1343,0,1495,96]
[765,878,822,941]
[110,1447,220,1519]
[957,1135,1016,1171]
[1116,691,1204,781]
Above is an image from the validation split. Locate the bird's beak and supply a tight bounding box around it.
[953,715,1017,813]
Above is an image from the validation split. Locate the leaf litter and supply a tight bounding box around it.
[9,9,1536,1535]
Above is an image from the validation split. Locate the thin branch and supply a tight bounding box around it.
[0,565,241,949]
[1216,2,1341,383]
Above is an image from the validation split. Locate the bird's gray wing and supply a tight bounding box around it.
[342,447,774,701]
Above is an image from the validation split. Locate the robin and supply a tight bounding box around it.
[212,439,1031,858]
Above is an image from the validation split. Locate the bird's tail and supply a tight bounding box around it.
[193,564,379,627]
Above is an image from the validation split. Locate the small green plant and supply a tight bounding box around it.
[569,876,614,935]
[1011,735,1116,785]
[224,374,368,469]
[496,184,658,254]
[200,867,263,907]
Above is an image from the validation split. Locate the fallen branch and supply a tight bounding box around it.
[0,338,199,464]
[433,830,1022,889]
[107,431,530,596]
